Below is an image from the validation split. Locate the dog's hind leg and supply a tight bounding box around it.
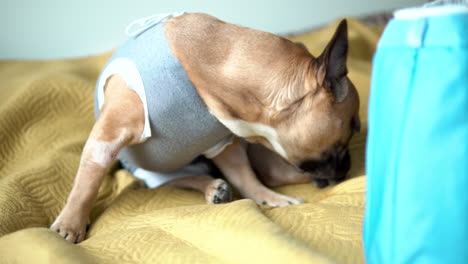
[165,175,233,204]
[50,74,145,243]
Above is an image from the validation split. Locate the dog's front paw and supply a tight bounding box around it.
[206,179,233,204]
[50,209,89,244]
[254,189,304,207]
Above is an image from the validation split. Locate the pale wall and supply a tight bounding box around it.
[1,0,426,59]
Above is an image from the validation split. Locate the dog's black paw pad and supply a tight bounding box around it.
[213,196,222,204]
[211,181,233,204]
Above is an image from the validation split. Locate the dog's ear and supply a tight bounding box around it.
[316,19,349,102]
[295,42,308,50]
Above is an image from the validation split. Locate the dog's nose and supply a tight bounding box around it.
[299,148,351,180]
[335,149,351,180]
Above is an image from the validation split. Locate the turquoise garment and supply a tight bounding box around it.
[365,10,468,264]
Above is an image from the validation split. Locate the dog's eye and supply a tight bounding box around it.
[299,160,323,172]
[299,154,332,172]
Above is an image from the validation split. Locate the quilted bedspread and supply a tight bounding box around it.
[0,19,383,263]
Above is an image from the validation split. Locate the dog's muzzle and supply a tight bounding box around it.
[299,148,351,181]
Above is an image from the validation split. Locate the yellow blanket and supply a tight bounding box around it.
[0,19,383,264]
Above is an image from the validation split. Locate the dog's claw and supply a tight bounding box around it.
[75,234,81,244]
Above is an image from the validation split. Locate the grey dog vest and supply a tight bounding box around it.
[95,20,231,173]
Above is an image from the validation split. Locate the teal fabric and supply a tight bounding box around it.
[364,13,468,263]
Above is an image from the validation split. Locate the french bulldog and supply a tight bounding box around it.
[50,13,360,243]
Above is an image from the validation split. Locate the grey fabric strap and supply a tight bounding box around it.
[95,21,231,173]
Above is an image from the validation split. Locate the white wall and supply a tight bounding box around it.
[1,0,426,59]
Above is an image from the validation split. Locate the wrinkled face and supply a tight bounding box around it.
[278,77,360,181]
[251,86,360,183]
[257,19,360,182]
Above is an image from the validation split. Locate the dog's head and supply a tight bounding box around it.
[250,20,360,182]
